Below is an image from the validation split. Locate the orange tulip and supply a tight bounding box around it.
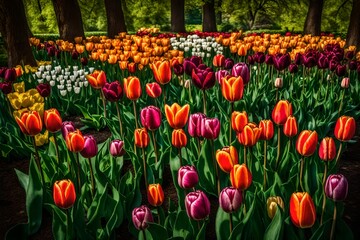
[213,54,225,68]
[289,192,316,228]
[283,115,298,138]
[216,146,239,173]
[66,129,85,152]
[43,108,62,133]
[124,76,142,100]
[295,130,318,157]
[15,111,43,136]
[231,111,248,133]
[147,183,164,207]
[318,137,336,161]
[128,62,136,73]
[165,103,190,129]
[334,116,356,141]
[86,70,107,89]
[119,61,128,70]
[221,75,244,102]
[272,100,293,125]
[134,128,149,148]
[230,164,252,190]
[150,60,172,85]
[53,179,76,209]
[237,123,262,147]
[259,120,274,140]
[172,129,187,148]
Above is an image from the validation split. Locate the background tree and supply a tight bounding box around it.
[171,0,186,32]
[303,0,324,35]
[346,0,360,48]
[0,0,36,67]
[202,0,217,32]
[51,0,85,41]
[104,0,127,37]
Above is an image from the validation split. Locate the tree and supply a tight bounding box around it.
[51,0,85,41]
[104,0,127,37]
[0,0,36,67]
[202,0,217,32]
[171,0,186,32]
[303,0,324,35]
[346,0,360,48]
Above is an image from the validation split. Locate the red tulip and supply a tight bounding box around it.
[147,183,164,207]
[283,116,298,138]
[295,130,318,157]
[334,116,356,141]
[15,111,43,136]
[66,129,85,152]
[237,123,262,147]
[44,108,62,133]
[230,164,252,190]
[86,70,107,89]
[53,179,76,209]
[289,192,316,228]
[318,137,336,161]
[146,82,162,98]
[259,120,274,140]
[272,100,293,125]
[216,146,239,173]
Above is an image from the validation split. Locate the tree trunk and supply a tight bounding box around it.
[303,0,324,35]
[346,0,360,49]
[0,0,36,67]
[171,0,186,32]
[202,0,217,32]
[104,0,127,38]
[51,0,85,41]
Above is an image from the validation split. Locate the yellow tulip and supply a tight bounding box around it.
[35,130,49,147]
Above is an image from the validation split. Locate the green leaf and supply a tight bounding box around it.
[14,168,29,191]
[196,220,208,240]
[173,210,194,240]
[146,222,168,240]
[216,207,231,240]
[264,207,284,240]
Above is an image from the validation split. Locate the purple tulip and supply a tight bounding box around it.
[140,105,162,131]
[72,51,79,60]
[345,51,354,60]
[254,52,265,64]
[61,121,75,139]
[0,82,13,94]
[247,55,255,65]
[47,46,56,57]
[325,174,348,201]
[191,68,216,90]
[215,70,230,85]
[219,187,242,213]
[329,60,338,71]
[265,54,274,65]
[102,81,123,102]
[110,139,125,157]
[201,117,220,139]
[36,83,51,98]
[81,57,88,66]
[302,55,316,68]
[0,67,7,78]
[184,56,202,76]
[4,68,16,82]
[274,53,291,71]
[335,65,346,77]
[178,165,199,189]
[348,60,357,71]
[188,113,205,138]
[294,53,303,65]
[224,58,234,70]
[185,190,210,220]
[231,63,250,84]
[190,56,203,66]
[132,205,154,230]
[80,135,98,158]
[317,54,329,69]
[173,63,184,76]
[288,63,298,74]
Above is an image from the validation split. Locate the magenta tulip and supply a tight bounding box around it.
[61,121,75,139]
[140,105,162,131]
[325,174,348,201]
[219,187,242,213]
[80,135,98,158]
[102,81,123,102]
[132,205,154,230]
[185,190,211,220]
[231,63,250,84]
[110,139,125,157]
[178,165,199,189]
[188,113,206,138]
[201,117,220,139]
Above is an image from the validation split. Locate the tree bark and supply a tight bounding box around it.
[346,0,360,49]
[104,0,127,38]
[303,0,324,35]
[0,0,36,67]
[202,0,217,32]
[51,0,85,41]
[171,0,186,32]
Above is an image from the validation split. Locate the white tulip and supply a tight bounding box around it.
[37,79,44,84]
[50,80,56,86]
[74,87,81,94]
[60,90,67,96]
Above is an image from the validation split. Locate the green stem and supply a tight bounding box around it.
[229,212,233,234]
[115,101,124,138]
[275,126,281,170]
[210,139,220,196]
[178,147,183,167]
[197,137,201,156]
[202,90,207,115]
[275,88,278,102]
[151,130,158,164]
[338,90,345,116]
[229,102,234,145]
[244,146,247,165]
[335,142,343,166]
[75,152,82,193]
[330,203,337,240]
[299,158,305,192]
[320,161,328,225]
[88,158,95,198]
[53,132,60,170]
[142,147,148,188]
[242,190,247,216]
[142,229,147,240]
[263,141,267,190]
[32,137,45,186]
[132,100,139,129]
[100,88,107,119]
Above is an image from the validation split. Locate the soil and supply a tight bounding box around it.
[1,121,360,240]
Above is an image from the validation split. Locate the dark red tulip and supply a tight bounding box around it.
[0,82,13,94]
[36,83,51,98]
[4,68,16,82]
[102,81,123,102]
[191,68,216,90]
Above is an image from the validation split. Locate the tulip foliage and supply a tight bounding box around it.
[1,31,360,240]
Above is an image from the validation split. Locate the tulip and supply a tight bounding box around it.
[274,53,291,71]
[237,123,262,147]
[61,121,75,139]
[296,130,318,157]
[289,192,316,228]
[80,135,98,158]
[134,128,149,148]
[13,82,25,93]
[15,111,43,136]
[221,75,244,102]
[348,60,357,71]
[267,196,284,219]
[224,58,234,70]
[173,63,184,76]
[36,83,51,98]
[184,58,197,76]
[265,55,274,65]
[85,70,107,89]
[254,52,265,63]
[216,146,239,173]
[188,113,205,138]
[110,139,125,157]
[213,54,225,68]
[43,108,62,133]
[172,129,187,149]
[124,76,142,100]
[53,179,76,209]
[178,165,199,189]
[128,62,136,73]
[165,103,190,129]
[288,63,298,74]
[132,205,154,230]
[341,77,350,89]
[325,174,348,201]
[231,63,250,84]
[230,164,252,190]
[283,116,298,138]
[302,55,316,68]
[274,78,283,88]
[231,111,248,133]
[201,117,220,140]
[219,187,242,213]
[191,68,216,90]
[317,54,329,69]
[215,70,230,85]
[0,82,12,94]
[140,106,162,131]
[318,137,336,161]
[4,68,16,82]
[334,116,356,141]
[247,55,255,65]
[147,183,165,207]
[145,82,162,98]
[66,129,85,152]
[185,190,211,220]
[259,120,274,141]
[335,65,346,77]
[150,60,172,85]
[102,81,123,102]
[272,100,293,125]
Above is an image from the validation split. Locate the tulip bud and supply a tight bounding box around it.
[36,83,51,98]
[110,139,125,157]
[221,75,244,102]
[335,65,346,77]
[215,69,230,85]
[0,82,13,94]
[341,77,350,89]
[128,63,136,73]
[185,190,211,220]
[201,117,220,139]
[187,113,205,138]
[15,111,43,136]
[4,68,16,82]
[318,137,336,161]
[145,82,162,98]
[147,183,164,207]
[124,76,142,100]
[283,116,298,138]
[216,146,239,173]
[53,179,76,209]
[219,187,242,213]
[224,58,234,70]
[274,78,283,88]
[173,63,184,76]
[274,54,291,71]
[134,128,149,148]
[80,135,98,158]
[66,129,85,152]
[191,68,216,90]
[272,100,293,125]
[295,130,318,157]
[259,120,274,140]
[231,111,248,133]
[165,103,190,129]
[44,108,62,133]
[150,60,172,85]
[132,205,154,230]
[288,63,298,74]
[325,174,348,201]
[267,196,284,219]
[213,54,225,68]
[102,81,123,102]
[289,192,316,228]
[61,121,75,139]
[334,116,356,141]
[178,165,199,189]
[171,129,187,148]
[230,164,252,190]
[140,105,162,131]
[231,63,250,84]
[237,123,262,147]
[85,70,107,89]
